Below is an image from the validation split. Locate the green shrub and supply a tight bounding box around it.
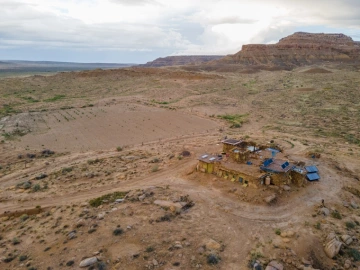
[89,191,128,207]
[347,248,360,261]
[275,228,281,235]
[151,165,159,172]
[116,146,123,151]
[207,254,220,265]
[346,221,355,229]
[19,255,28,261]
[146,246,154,252]
[20,214,29,222]
[113,228,123,236]
[12,237,20,245]
[32,184,41,192]
[331,211,342,219]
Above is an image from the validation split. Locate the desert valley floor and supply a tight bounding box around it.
[0,65,360,270]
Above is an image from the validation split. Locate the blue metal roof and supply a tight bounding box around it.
[305,166,318,173]
[307,173,320,181]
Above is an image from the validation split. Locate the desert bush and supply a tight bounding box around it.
[113,228,123,236]
[20,214,29,222]
[19,255,28,262]
[61,167,73,174]
[116,146,123,152]
[275,228,281,235]
[32,184,41,192]
[347,249,360,261]
[346,221,355,229]
[331,211,342,219]
[12,237,20,245]
[146,246,154,252]
[89,191,128,207]
[151,165,159,172]
[207,254,220,265]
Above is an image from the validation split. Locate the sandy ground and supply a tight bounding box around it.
[0,66,360,270]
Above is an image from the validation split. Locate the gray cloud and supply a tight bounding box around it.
[0,0,359,62]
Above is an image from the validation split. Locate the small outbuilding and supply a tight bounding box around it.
[197,154,221,174]
[222,139,244,152]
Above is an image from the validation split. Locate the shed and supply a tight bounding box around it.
[197,154,221,174]
[222,139,243,152]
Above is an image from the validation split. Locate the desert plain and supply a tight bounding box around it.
[0,61,360,270]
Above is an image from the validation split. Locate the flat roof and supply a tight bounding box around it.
[261,158,294,173]
[198,154,222,163]
[222,139,242,145]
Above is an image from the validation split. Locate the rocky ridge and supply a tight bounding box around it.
[216,32,360,68]
[142,55,224,67]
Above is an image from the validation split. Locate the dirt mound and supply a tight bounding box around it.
[302,68,333,74]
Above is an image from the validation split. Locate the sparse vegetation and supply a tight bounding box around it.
[345,221,356,229]
[44,94,66,102]
[331,211,342,219]
[89,191,128,207]
[217,114,248,128]
[113,228,123,236]
[207,254,220,265]
[275,228,281,235]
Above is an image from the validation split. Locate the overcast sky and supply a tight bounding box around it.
[0,0,359,63]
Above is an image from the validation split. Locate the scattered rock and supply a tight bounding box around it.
[264,194,277,204]
[282,185,291,191]
[138,194,146,201]
[97,212,106,220]
[153,200,182,211]
[79,257,98,268]
[318,207,330,216]
[350,201,359,209]
[205,239,222,251]
[324,238,342,258]
[344,259,351,269]
[266,260,283,270]
[152,259,158,266]
[173,241,183,249]
[115,199,124,203]
[341,235,353,245]
[67,231,77,240]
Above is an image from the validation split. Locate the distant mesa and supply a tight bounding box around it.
[213,32,360,69]
[141,55,224,67]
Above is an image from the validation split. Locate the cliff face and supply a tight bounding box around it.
[219,32,360,68]
[142,55,224,67]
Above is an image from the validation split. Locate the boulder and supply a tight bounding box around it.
[79,257,98,267]
[264,194,277,204]
[324,238,342,258]
[341,235,353,245]
[318,207,330,216]
[265,261,283,270]
[205,239,222,251]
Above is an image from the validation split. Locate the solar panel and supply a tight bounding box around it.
[209,157,216,161]
[264,159,273,167]
[281,161,290,169]
[201,155,208,159]
[307,173,320,181]
[305,166,318,173]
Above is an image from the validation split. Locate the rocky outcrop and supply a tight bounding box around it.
[142,55,224,67]
[218,32,360,68]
